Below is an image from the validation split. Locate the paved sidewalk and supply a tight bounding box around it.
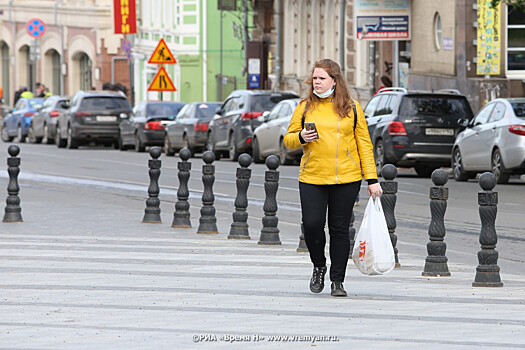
[0,178,524,349]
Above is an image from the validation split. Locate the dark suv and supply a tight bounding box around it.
[56,90,132,149]
[207,90,298,161]
[364,88,474,177]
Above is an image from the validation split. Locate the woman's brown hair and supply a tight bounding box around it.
[303,59,355,118]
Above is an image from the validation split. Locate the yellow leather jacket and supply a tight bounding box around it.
[283,99,378,185]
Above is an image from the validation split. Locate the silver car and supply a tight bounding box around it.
[452,98,525,184]
[252,98,301,165]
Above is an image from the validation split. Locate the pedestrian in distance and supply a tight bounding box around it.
[13,86,25,105]
[284,59,382,297]
[373,75,393,95]
[20,87,34,99]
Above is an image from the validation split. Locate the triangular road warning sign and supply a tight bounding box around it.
[148,67,176,92]
[148,38,177,64]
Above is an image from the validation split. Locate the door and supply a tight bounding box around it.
[458,103,495,169]
[172,104,193,148]
[478,102,506,168]
[121,103,143,143]
[256,103,282,155]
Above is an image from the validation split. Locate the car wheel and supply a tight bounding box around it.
[452,148,471,182]
[252,137,264,164]
[206,131,220,160]
[28,124,41,144]
[374,139,386,176]
[279,138,293,165]
[492,148,510,184]
[1,125,13,142]
[164,134,175,156]
[135,133,145,152]
[66,126,78,149]
[228,134,240,161]
[16,126,26,143]
[414,165,435,178]
[182,134,195,157]
[55,126,67,148]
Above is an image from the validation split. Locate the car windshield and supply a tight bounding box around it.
[399,96,473,121]
[511,102,525,118]
[81,97,131,110]
[147,103,184,117]
[250,95,281,112]
[196,103,220,119]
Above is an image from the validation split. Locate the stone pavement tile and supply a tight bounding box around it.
[0,178,524,349]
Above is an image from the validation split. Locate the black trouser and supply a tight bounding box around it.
[299,181,361,282]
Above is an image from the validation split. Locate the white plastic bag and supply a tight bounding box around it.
[352,197,395,275]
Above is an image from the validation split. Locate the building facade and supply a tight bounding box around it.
[0,0,128,106]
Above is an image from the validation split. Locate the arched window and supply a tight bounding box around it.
[79,54,92,91]
[434,12,442,50]
[1,42,10,104]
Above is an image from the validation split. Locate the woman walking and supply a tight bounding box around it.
[284,59,382,297]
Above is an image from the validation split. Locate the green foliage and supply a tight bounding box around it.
[490,0,525,11]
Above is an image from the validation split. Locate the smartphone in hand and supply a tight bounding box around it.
[304,122,319,140]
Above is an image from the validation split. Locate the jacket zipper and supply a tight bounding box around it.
[302,151,312,172]
[335,118,341,183]
[346,149,358,167]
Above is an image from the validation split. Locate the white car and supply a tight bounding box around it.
[452,98,525,184]
[252,98,301,165]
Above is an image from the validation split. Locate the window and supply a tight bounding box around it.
[374,95,393,117]
[279,104,293,118]
[507,5,525,72]
[489,103,505,123]
[364,96,381,118]
[472,104,495,126]
[434,13,442,50]
[267,105,281,121]
[511,101,525,118]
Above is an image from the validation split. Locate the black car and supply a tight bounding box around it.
[363,88,474,177]
[56,90,132,149]
[28,96,69,144]
[164,102,221,157]
[206,90,299,161]
[119,101,185,152]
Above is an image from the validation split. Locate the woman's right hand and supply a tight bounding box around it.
[300,128,318,143]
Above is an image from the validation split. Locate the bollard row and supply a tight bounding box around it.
[3,146,502,288]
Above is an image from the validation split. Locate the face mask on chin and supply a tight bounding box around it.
[313,85,335,99]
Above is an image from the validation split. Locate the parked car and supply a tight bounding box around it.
[206,90,299,161]
[452,98,525,184]
[55,90,132,149]
[27,96,69,144]
[164,102,221,157]
[363,88,474,177]
[252,98,301,165]
[1,97,45,143]
[119,101,185,152]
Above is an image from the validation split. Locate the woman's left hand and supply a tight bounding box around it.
[368,183,382,198]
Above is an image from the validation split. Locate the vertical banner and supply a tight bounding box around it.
[114,0,137,34]
[477,0,501,75]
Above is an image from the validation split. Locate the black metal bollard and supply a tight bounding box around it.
[142,147,162,224]
[172,148,192,228]
[258,155,281,245]
[197,151,218,234]
[380,164,400,268]
[228,153,252,239]
[297,224,308,252]
[473,172,503,287]
[422,169,451,276]
[3,145,22,223]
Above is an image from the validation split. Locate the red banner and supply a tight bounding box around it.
[114,0,136,34]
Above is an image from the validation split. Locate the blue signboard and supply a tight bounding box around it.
[248,74,260,89]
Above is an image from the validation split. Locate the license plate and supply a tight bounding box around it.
[425,128,454,136]
[96,116,117,122]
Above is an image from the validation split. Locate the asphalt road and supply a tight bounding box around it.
[2,142,524,275]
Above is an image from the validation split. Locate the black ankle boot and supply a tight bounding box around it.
[331,282,347,297]
[309,266,327,293]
